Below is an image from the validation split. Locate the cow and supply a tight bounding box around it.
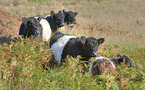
[49,31,105,65]
[89,54,134,76]
[19,15,51,41]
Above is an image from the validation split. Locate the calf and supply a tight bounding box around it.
[49,31,105,65]
[44,10,65,33]
[89,54,134,76]
[63,9,78,29]
[19,15,51,41]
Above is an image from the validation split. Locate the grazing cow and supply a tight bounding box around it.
[44,10,65,33]
[49,31,105,65]
[89,54,134,76]
[19,15,51,41]
[63,9,78,29]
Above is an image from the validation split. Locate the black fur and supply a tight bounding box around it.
[49,31,65,47]
[19,17,42,40]
[19,23,26,37]
[19,15,43,38]
[63,9,78,25]
[45,11,65,33]
[62,36,104,61]
[50,32,105,63]
[111,54,134,68]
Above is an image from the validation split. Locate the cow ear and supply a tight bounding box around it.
[117,54,122,58]
[74,12,78,16]
[35,15,43,22]
[63,9,66,14]
[51,10,55,16]
[51,11,55,19]
[22,17,28,26]
[98,38,105,45]
[80,36,86,45]
[78,36,86,48]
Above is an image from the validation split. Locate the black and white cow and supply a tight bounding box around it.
[44,10,65,33]
[49,31,105,65]
[19,15,51,41]
[89,54,134,76]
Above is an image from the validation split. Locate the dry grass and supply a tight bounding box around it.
[0,0,144,47]
[74,0,145,49]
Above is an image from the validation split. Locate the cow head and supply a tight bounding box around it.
[112,54,134,68]
[22,17,40,36]
[79,36,105,58]
[51,10,65,28]
[63,9,78,27]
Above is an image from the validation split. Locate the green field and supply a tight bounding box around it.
[0,0,145,89]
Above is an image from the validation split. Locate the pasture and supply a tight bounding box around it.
[0,0,145,89]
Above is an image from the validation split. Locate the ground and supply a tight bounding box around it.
[0,9,21,44]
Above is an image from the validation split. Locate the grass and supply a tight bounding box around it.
[0,38,144,89]
[0,0,145,89]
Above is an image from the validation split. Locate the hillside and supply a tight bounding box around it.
[0,9,21,44]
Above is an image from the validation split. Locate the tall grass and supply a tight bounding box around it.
[0,38,144,89]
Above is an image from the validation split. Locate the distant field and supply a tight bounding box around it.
[0,0,145,89]
[0,0,144,48]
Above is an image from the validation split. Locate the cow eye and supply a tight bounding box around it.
[28,23,31,26]
[86,43,90,47]
[54,16,58,20]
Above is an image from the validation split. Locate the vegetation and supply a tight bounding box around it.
[0,0,145,89]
